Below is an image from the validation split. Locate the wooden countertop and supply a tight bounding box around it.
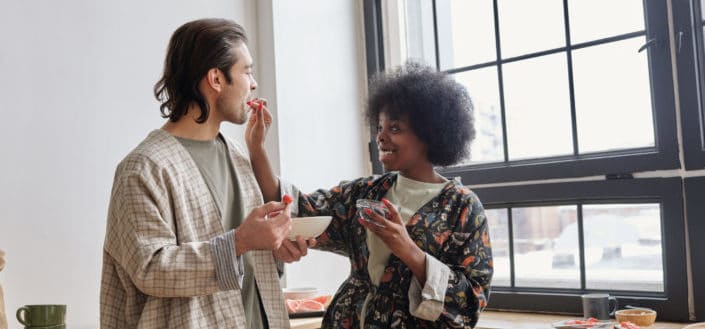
[290,311,692,329]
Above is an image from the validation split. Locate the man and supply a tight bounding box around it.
[101,18,308,329]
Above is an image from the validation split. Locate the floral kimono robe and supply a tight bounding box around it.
[285,173,492,329]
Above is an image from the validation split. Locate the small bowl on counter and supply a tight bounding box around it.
[615,308,657,327]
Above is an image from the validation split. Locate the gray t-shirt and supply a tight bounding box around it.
[177,134,266,329]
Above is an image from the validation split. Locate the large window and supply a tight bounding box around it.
[476,178,687,318]
[363,0,705,321]
[374,0,679,185]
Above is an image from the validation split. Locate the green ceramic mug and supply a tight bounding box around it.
[16,304,66,327]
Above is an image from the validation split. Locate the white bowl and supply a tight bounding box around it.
[288,216,332,240]
[283,287,319,300]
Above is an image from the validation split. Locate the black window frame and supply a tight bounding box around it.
[674,0,705,169]
[685,177,705,320]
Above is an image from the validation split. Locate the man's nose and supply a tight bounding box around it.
[250,76,258,90]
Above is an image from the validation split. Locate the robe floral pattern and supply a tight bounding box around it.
[293,173,492,329]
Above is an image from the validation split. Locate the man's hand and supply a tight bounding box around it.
[235,200,291,255]
[273,236,317,263]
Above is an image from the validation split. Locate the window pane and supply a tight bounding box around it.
[453,67,504,164]
[486,208,510,287]
[569,0,644,44]
[498,0,565,58]
[402,0,436,66]
[503,53,573,160]
[573,37,655,153]
[438,0,496,70]
[583,204,663,292]
[513,206,580,289]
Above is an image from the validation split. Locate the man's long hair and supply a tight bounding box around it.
[154,18,248,123]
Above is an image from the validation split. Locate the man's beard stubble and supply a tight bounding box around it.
[215,95,247,125]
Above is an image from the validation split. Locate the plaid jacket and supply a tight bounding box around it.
[101,129,289,329]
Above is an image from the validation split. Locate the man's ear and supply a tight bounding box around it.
[204,68,223,93]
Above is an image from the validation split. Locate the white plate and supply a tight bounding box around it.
[283,287,319,300]
[683,323,705,329]
[288,216,332,240]
[552,320,614,329]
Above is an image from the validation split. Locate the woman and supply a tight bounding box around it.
[246,63,492,328]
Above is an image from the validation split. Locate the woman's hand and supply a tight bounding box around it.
[273,237,317,263]
[245,98,273,151]
[358,199,427,282]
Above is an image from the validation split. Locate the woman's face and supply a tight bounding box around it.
[376,111,431,176]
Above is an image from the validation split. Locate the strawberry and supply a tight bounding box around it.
[620,321,641,329]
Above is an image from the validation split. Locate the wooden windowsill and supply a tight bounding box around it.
[476,311,687,329]
[290,311,690,329]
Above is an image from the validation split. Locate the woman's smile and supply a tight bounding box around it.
[378,147,397,163]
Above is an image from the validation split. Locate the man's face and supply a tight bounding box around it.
[215,43,257,125]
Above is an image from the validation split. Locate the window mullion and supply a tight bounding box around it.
[493,0,509,162]
[577,204,586,290]
[507,207,516,288]
[431,0,440,71]
[563,0,580,156]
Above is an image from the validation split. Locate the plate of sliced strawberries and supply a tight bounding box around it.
[552,318,613,328]
[286,295,332,318]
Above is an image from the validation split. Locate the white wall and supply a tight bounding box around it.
[0,2,252,328]
[0,1,368,328]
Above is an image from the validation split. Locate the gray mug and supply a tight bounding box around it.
[581,293,618,320]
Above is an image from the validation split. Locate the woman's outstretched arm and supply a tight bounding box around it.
[245,100,280,202]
